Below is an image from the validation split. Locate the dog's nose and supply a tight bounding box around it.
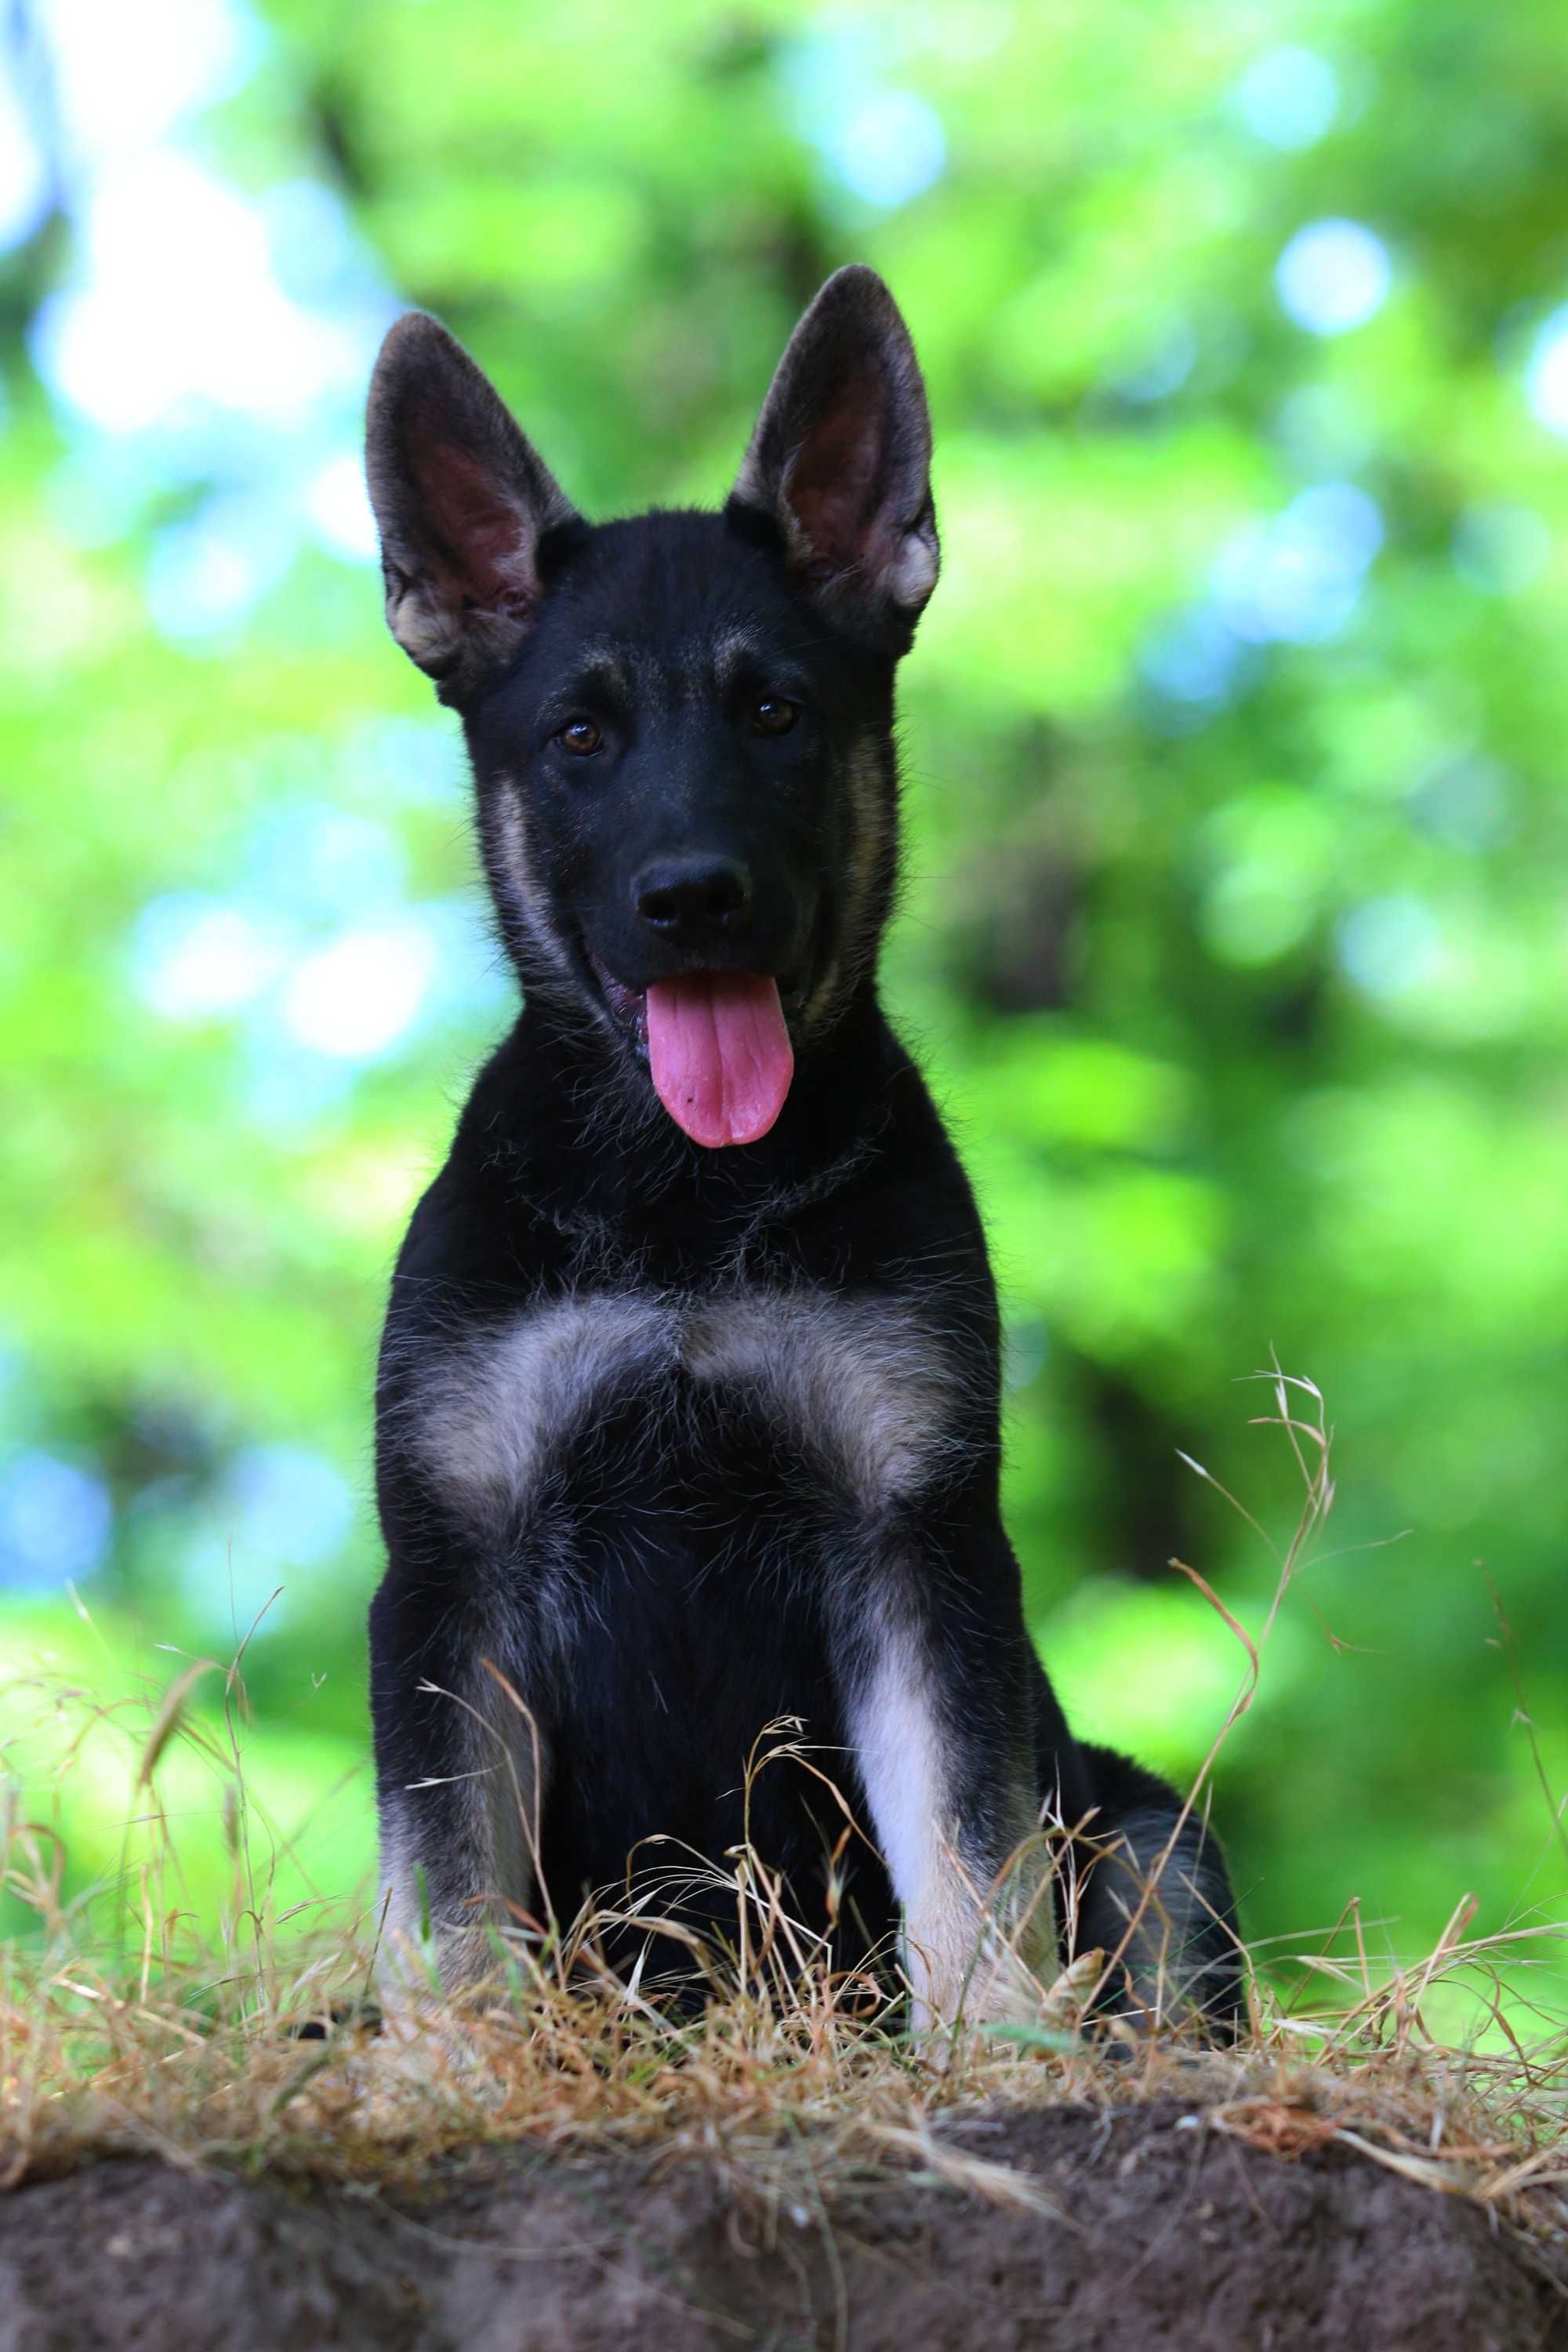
[634,855,753,942]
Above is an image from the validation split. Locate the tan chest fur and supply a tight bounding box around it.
[410,1285,956,1529]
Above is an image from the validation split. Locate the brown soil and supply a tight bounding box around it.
[2,2099,1563,2352]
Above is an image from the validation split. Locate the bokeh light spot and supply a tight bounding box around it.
[34,150,370,435]
[245,805,407,927]
[1524,307,1568,437]
[179,1442,356,1636]
[1451,503,1552,593]
[45,0,259,165]
[1232,47,1339,150]
[1406,753,1515,852]
[134,894,288,1020]
[1138,605,1245,713]
[0,48,49,251]
[1276,219,1392,336]
[280,922,441,1059]
[0,1451,113,1587]
[826,89,946,208]
[1336,895,1443,998]
[148,492,297,639]
[304,451,379,563]
[1214,481,1383,644]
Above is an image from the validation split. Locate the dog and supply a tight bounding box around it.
[361,266,1240,2034]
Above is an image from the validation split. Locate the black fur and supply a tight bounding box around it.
[363,268,1240,2033]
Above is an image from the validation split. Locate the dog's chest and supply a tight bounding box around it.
[413,1284,951,1525]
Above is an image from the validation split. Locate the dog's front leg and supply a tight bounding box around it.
[368,1560,549,2007]
[837,1524,1054,2032]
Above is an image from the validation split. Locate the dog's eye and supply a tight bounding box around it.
[751,697,798,737]
[559,718,602,757]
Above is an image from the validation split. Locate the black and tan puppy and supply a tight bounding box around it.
[363,267,1240,2033]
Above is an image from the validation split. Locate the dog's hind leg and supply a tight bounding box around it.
[1062,1737,1243,2039]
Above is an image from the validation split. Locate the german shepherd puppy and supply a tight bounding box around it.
[363,267,1240,2034]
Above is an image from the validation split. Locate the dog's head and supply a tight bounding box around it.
[365,267,938,1149]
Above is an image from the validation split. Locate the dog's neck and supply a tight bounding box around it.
[459,974,902,1260]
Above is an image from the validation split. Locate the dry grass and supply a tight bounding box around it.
[2,1370,1566,2269]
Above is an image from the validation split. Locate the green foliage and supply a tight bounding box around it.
[2,0,1566,1994]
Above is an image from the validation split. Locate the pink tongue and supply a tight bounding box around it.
[645,972,794,1148]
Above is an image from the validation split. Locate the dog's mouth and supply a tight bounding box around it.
[586,950,802,1149]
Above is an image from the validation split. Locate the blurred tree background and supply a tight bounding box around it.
[2,0,1566,2002]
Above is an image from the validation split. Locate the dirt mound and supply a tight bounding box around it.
[1,2099,1562,2352]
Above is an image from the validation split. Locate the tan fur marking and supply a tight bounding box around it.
[416,1293,678,1526]
[685,1287,953,1507]
[849,1625,1048,2029]
[419,1285,952,1526]
[491,779,575,977]
[806,734,892,1031]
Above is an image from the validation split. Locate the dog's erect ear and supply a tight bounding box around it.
[365,313,579,701]
[728,266,938,641]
